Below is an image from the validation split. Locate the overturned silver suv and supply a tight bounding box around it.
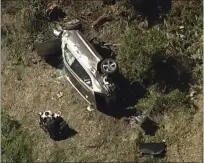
[36,23,118,108]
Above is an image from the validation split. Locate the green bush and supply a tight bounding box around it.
[2,0,53,66]
[2,111,35,163]
[135,86,194,117]
[116,26,167,84]
[116,0,202,88]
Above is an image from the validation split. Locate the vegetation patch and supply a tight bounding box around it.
[2,110,36,163]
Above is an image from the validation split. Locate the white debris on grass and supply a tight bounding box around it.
[179,26,185,29]
[57,91,63,98]
[87,105,94,111]
[179,34,185,39]
[190,90,196,97]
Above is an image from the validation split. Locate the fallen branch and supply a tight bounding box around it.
[91,14,113,28]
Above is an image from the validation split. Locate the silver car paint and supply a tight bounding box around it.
[61,30,108,94]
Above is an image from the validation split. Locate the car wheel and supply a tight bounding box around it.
[100,58,117,75]
[63,19,82,30]
[35,39,61,58]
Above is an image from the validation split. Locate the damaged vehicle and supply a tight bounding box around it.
[36,22,118,108]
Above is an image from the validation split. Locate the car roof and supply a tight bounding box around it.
[63,30,103,74]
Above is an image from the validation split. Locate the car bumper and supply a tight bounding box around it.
[94,88,118,109]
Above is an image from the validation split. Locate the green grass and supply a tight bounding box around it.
[136,87,194,116]
[2,110,36,163]
[116,26,167,83]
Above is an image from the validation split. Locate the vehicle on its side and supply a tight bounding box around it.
[36,21,118,108]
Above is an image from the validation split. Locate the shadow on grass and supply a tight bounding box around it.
[45,55,63,68]
[129,0,172,28]
[52,127,78,141]
[96,72,146,119]
[146,55,192,94]
[140,117,159,136]
[102,0,172,28]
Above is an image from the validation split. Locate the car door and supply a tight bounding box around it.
[63,45,96,105]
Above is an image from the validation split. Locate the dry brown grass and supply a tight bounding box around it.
[2,60,139,162]
[166,111,202,162]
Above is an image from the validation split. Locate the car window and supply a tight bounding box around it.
[64,44,92,88]
[70,59,92,88]
[64,45,75,66]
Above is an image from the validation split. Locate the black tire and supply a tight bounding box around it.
[100,58,117,75]
[35,39,61,58]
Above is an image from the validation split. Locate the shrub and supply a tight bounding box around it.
[2,0,53,66]
[116,0,202,90]
[2,111,35,163]
[135,86,194,117]
[116,26,167,84]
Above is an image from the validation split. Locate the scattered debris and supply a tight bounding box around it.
[179,26,185,29]
[190,90,197,97]
[32,58,41,64]
[139,142,167,157]
[57,91,63,98]
[190,90,197,101]
[179,34,185,39]
[87,105,94,111]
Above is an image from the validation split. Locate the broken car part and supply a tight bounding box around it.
[139,142,167,157]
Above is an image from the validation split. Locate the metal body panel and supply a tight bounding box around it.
[64,66,96,105]
[60,29,117,106]
[62,30,102,74]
